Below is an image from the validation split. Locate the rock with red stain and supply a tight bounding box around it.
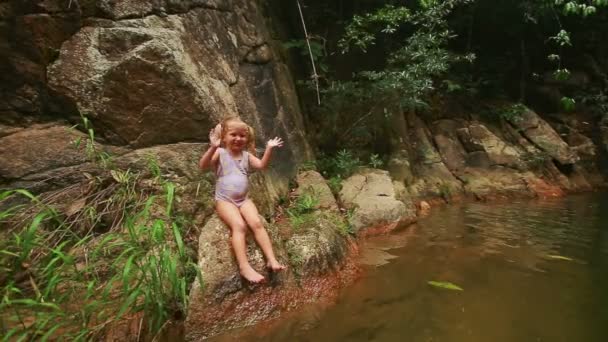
[185,210,358,340]
[417,200,431,216]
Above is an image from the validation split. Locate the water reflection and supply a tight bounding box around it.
[213,193,608,342]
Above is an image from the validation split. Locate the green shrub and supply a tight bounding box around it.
[327,176,343,196]
[497,103,527,122]
[317,150,362,179]
[286,192,320,230]
[368,153,384,168]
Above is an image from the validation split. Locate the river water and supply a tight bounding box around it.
[213,193,608,342]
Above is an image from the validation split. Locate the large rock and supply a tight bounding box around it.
[339,169,415,234]
[27,0,313,220]
[294,170,337,211]
[185,215,280,340]
[90,0,230,20]
[114,143,206,181]
[431,119,467,172]
[507,107,579,165]
[0,1,81,124]
[47,13,239,147]
[284,211,352,277]
[45,0,311,182]
[459,168,561,200]
[404,113,462,199]
[185,205,355,340]
[0,124,91,181]
[457,123,524,170]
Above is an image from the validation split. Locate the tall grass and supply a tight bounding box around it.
[0,176,201,340]
[1,177,201,340]
[0,117,202,340]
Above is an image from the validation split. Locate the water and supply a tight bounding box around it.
[215,193,608,342]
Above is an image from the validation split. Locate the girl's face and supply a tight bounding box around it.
[223,123,249,152]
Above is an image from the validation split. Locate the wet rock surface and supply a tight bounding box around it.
[340,168,416,234]
[185,182,356,340]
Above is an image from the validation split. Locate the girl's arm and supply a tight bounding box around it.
[199,145,219,170]
[199,126,221,170]
[249,137,283,170]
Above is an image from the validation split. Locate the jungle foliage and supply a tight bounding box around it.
[281,0,608,154]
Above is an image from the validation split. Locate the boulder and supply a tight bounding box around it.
[90,0,230,20]
[405,112,463,199]
[284,211,351,277]
[339,169,415,234]
[114,143,206,181]
[507,108,579,165]
[458,124,524,169]
[460,168,533,200]
[47,13,240,147]
[46,0,312,183]
[185,215,282,340]
[185,207,354,340]
[431,119,467,172]
[433,134,466,172]
[0,124,90,180]
[294,170,337,211]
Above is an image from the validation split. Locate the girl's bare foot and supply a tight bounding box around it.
[267,260,287,272]
[240,266,265,283]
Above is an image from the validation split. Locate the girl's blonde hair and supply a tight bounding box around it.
[219,117,256,154]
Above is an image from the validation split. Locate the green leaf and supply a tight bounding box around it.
[3,327,21,341]
[116,288,141,318]
[0,190,15,201]
[8,299,61,310]
[583,5,597,16]
[427,280,464,291]
[546,254,574,261]
[0,250,20,257]
[14,189,36,200]
[164,182,176,216]
[122,254,138,284]
[172,222,185,258]
[152,219,165,243]
[560,97,576,111]
[40,324,62,342]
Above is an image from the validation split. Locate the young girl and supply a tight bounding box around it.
[199,117,286,283]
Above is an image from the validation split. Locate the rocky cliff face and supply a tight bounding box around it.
[1,0,312,198]
[388,105,606,203]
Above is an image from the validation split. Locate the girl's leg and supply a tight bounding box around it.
[239,199,286,271]
[216,200,265,283]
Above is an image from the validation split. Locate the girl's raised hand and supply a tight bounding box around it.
[209,124,222,147]
[267,137,284,148]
